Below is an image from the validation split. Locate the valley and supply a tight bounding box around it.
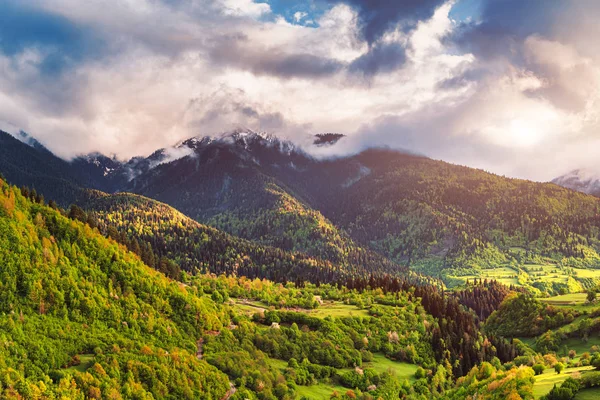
[4,129,600,399]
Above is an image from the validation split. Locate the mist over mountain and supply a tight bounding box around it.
[552,169,600,197]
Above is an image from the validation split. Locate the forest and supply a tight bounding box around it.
[6,174,600,399]
[6,131,600,399]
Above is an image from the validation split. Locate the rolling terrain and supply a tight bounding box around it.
[5,128,600,295]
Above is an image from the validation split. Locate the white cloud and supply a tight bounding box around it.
[220,0,271,18]
[2,0,600,181]
[293,11,307,23]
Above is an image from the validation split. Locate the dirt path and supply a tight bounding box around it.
[196,339,203,359]
[222,382,236,400]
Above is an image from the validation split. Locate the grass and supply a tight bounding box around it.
[308,302,370,318]
[63,354,94,373]
[231,299,269,316]
[575,387,600,399]
[449,267,520,287]
[533,366,594,398]
[231,299,371,319]
[266,354,416,399]
[266,357,347,399]
[295,383,348,399]
[446,262,600,293]
[541,293,588,306]
[266,358,289,370]
[552,336,600,359]
[364,353,417,380]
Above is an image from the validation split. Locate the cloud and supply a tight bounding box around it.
[2,0,600,182]
[0,2,106,75]
[209,34,344,79]
[293,11,308,23]
[326,0,447,44]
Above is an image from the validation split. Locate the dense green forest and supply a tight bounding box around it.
[82,193,413,285]
[8,175,600,398]
[0,176,553,399]
[0,176,230,398]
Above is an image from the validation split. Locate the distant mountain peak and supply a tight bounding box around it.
[176,128,301,157]
[552,168,600,196]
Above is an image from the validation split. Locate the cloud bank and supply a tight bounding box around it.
[1,0,600,181]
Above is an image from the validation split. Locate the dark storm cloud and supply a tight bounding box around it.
[450,0,566,61]
[326,0,446,44]
[252,52,343,78]
[0,2,106,76]
[209,35,343,79]
[349,42,406,76]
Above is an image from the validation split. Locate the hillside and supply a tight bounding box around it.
[123,131,368,267]
[0,130,102,206]
[0,176,530,399]
[5,129,600,293]
[124,139,600,290]
[0,176,231,398]
[296,150,600,282]
[83,192,415,286]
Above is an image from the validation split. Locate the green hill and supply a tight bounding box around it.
[0,177,230,398]
[83,192,416,286]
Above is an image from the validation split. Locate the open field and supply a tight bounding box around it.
[308,302,371,318]
[231,299,371,319]
[541,293,588,306]
[266,357,348,399]
[296,382,349,399]
[364,353,417,380]
[447,262,600,293]
[63,354,94,373]
[231,299,268,316]
[575,387,600,399]
[267,354,416,399]
[448,266,520,287]
[533,365,594,398]
[533,366,594,398]
[554,336,600,359]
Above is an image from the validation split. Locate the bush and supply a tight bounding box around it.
[533,364,545,375]
[554,363,565,374]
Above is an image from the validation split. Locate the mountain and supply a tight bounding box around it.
[2,131,590,399]
[121,129,374,266]
[83,192,414,285]
[0,130,102,206]
[552,168,600,197]
[1,176,520,399]
[6,128,600,289]
[122,135,600,282]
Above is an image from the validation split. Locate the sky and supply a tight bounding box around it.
[1,0,600,181]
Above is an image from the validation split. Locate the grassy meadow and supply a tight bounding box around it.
[533,366,594,398]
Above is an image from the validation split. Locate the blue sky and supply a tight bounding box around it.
[267,0,328,25]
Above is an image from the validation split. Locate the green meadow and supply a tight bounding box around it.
[533,366,594,398]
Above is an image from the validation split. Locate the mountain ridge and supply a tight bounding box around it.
[6,128,600,289]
